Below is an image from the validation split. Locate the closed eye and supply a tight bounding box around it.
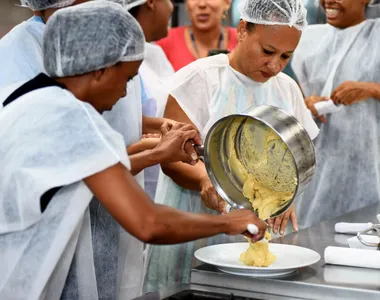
[281,54,291,60]
[263,48,275,55]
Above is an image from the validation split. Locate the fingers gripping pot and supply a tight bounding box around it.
[195,105,316,219]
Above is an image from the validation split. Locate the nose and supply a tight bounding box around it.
[197,0,207,7]
[122,89,127,98]
[266,57,283,74]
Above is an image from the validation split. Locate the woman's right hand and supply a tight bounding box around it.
[224,210,267,242]
[305,95,329,123]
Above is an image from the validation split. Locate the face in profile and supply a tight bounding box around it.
[236,22,301,83]
[91,60,142,112]
[151,0,174,41]
[186,0,231,31]
[319,0,369,28]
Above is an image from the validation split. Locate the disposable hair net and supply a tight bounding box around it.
[125,0,147,10]
[20,0,76,11]
[238,0,308,31]
[43,1,145,78]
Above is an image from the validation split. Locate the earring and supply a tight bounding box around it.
[222,10,228,19]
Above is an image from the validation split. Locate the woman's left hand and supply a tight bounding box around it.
[331,81,373,106]
[267,203,298,235]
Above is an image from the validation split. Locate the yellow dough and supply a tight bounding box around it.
[227,118,297,267]
[240,232,276,267]
[227,118,297,220]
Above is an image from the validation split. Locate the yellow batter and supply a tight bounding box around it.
[227,118,297,220]
[227,118,297,267]
[240,232,276,267]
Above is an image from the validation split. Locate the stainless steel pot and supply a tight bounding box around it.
[196,105,316,218]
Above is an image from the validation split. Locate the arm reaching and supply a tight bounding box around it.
[84,163,267,244]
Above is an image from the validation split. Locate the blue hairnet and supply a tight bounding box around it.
[43,1,145,77]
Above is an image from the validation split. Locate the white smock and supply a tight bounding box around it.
[291,19,380,228]
[0,16,45,90]
[144,54,319,292]
[139,42,174,200]
[0,17,146,299]
[103,76,145,300]
[0,82,130,300]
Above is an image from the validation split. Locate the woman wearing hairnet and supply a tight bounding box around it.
[0,1,195,298]
[104,0,176,298]
[145,0,320,292]
[290,0,380,229]
[0,2,267,299]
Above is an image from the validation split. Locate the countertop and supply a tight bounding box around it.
[135,203,380,299]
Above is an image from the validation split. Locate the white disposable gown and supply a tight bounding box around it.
[291,19,380,228]
[144,54,319,292]
[139,42,174,201]
[0,17,145,300]
[0,82,130,299]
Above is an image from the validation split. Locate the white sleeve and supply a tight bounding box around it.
[0,88,130,233]
[289,79,320,140]
[167,63,212,131]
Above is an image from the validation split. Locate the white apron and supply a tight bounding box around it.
[1,16,146,299]
[145,54,319,292]
[0,80,130,299]
[291,19,380,228]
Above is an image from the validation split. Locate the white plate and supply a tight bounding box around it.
[194,243,321,278]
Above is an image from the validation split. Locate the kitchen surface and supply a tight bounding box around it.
[136,203,380,300]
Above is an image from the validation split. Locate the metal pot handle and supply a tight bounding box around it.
[194,144,204,158]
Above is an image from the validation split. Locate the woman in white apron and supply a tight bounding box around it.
[0,2,267,299]
[0,1,186,298]
[145,0,320,292]
[291,0,380,229]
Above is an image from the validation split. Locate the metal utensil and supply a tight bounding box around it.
[357,224,380,250]
[197,105,316,219]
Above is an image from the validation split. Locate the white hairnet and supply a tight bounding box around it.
[238,0,308,31]
[20,0,76,11]
[125,0,147,10]
[43,1,145,77]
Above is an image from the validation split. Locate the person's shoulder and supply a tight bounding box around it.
[172,54,228,81]
[273,72,301,93]
[168,26,186,37]
[1,18,44,40]
[168,54,228,90]
[364,18,380,30]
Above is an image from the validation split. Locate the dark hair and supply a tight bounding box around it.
[129,5,141,18]
[246,21,256,32]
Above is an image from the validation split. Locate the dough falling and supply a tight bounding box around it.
[240,232,276,267]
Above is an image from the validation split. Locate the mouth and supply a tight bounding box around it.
[196,14,210,22]
[260,71,274,79]
[325,8,342,20]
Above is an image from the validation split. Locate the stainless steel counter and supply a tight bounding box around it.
[135,203,380,299]
[190,203,380,300]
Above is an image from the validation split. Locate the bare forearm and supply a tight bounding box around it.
[161,161,207,191]
[129,149,160,175]
[142,115,167,134]
[147,204,229,244]
[368,82,380,100]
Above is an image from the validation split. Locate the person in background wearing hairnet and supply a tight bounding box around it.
[101,0,176,298]
[123,0,175,202]
[0,2,267,299]
[0,1,195,298]
[290,0,380,229]
[145,0,320,292]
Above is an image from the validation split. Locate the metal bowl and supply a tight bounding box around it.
[201,105,316,218]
